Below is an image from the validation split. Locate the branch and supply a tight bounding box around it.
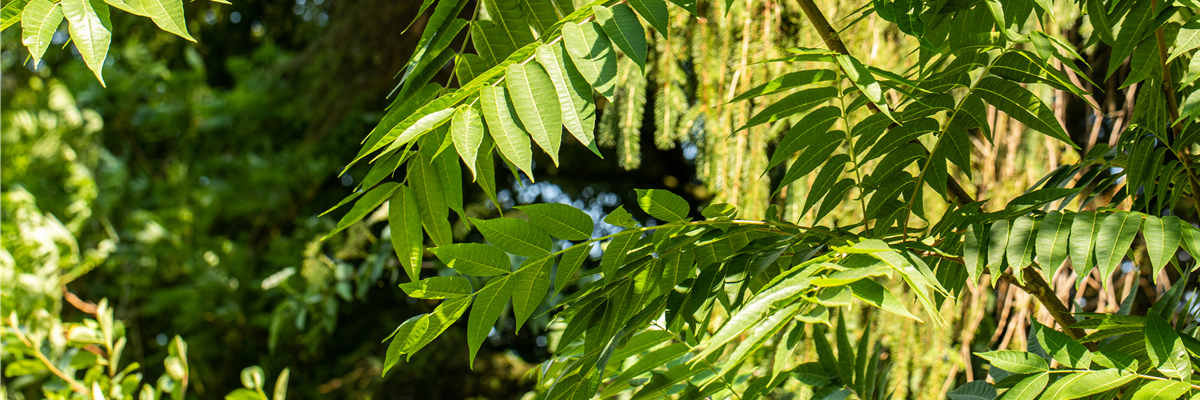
[999,265,1098,351]
[795,0,976,207]
[6,315,91,395]
[1155,8,1200,213]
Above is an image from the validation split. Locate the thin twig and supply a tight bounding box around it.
[7,316,90,395]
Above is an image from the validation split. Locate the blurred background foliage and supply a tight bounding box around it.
[0,0,1167,398]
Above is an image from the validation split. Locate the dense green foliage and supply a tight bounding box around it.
[12,0,1200,399]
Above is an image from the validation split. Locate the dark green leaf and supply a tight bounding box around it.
[593,4,646,73]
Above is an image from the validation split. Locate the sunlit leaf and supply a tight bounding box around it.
[510,255,553,330]
[563,21,618,100]
[506,62,564,165]
[399,276,473,299]
[471,217,553,257]
[480,85,534,176]
[61,0,112,85]
[20,0,60,65]
[430,243,511,276]
[467,275,513,365]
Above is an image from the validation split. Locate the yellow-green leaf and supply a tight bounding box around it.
[20,0,60,65]
[61,0,111,85]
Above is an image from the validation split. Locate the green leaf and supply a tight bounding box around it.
[864,143,923,187]
[555,244,589,295]
[731,69,839,103]
[1074,314,1145,342]
[1040,369,1136,399]
[1032,321,1092,368]
[1107,0,1155,79]
[987,219,1010,280]
[409,153,453,247]
[765,106,842,172]
[1170,16,1200,62]
[861,118,940,163]
[701,203,736,219]
[666,0,695,15]
[812,262,891,287]
[974,351,1048,374]
[947,381,996,400]
[390,186,424,281]
[483,0,536,59]
[593,4,646,73]
[515,203,594,241]
[430,243,511,276]
[1182,221,1200,261]
[599,343,689,398]
[973,77,1075,147]
[451,106,485,181]
[963,223,987,284]
[1121,36,1158,89]
[600,231,641,280]
[776,130,846,195]
[1130,380,1191,400]
[510,255,553,330]
[635,189,689,222]
[506,62,564,165]
[225,388,260,400]
[401,0,435,34]
[404,296,472,360]
[389,108,456,157]
[1035,211,1072,279]
[1004,216,1039,278]
[3,358,47,377]
[1091,349,1138,371]
[467,275,514,366]
[1085,0,1114,45]
[695,278,810,361]
[352,84,443,169]
[535,42,600,156]
[656,248,693,294]
[814,179,855,223]
[835,311,855,386]
[1069,211,1103,283]
[999,372,1047,400]
[325,183,400,240]
[1143,215,1182,283]
[801,154,850,218]
[563,21,618,100]
[480,85,534,176]
[1,0,29,31]
[837,54,893,120]
[455,53,490,87]
[1094,212,1140,289]
[627,0,667,36]
[399,276,473,299]
[740,87,838,131]
[603,205,638,228]
[383,315,421,375]
[945,125,973,178]
[20,0,61,65]
[516,0,558,35]
[61,0,112,85]
[471,217,553,257]
[139,0,195,42]
[722,302,802,376]
[1145,313,1192,380]
[847,279,921,321]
